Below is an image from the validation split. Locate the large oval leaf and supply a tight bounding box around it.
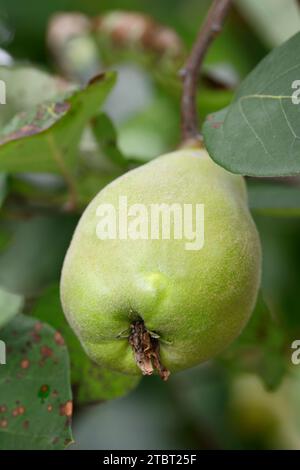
[203,32,300,176]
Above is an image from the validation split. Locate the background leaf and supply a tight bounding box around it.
[91,112,132,168]
[236,0,300,48]
[220,292,288,390]
[203,32,300,176]
[0,314,73,449]
[0,65,74,127]
[0,72,116,173]
[0,286,23,329]
[248,180,300,217]
[0,213,78,296]
[0,174,7,207]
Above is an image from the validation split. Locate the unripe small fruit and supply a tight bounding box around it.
[60,148,261,378]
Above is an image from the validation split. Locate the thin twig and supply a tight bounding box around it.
[180,0,231,146]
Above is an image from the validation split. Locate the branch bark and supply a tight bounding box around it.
[180,0,231,146]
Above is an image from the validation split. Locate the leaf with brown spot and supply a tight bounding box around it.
[0,71,116,174]
[0,65,73,128]
[0,102,70,146]
[0,314,73,450]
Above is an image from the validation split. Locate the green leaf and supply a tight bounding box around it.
[220,292,287,390]
[198,87,233,122]
[248,181,300,217]
[76,171,119,208]
[31,284,141,406]
[0,213,78,296]
[0,314,73,449]
[0,66,74,127]
[91,113,131,168]
[0,287,23,329]
[0,229,10,252]
[236,0,300,48]
[0,173,7,207]
[0,72,116,174]
[203,32,300,176]
[119,94,179,162]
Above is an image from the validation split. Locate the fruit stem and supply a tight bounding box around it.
[180,0,231,146]
[129,320,170,381]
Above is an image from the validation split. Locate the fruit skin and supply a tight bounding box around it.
[60,148,261,375]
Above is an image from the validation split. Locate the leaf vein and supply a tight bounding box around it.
[238,98,272,159]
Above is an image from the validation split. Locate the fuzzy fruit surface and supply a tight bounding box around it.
[60,148,261,375]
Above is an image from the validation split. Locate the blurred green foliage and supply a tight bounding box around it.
[1,0,300,451]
